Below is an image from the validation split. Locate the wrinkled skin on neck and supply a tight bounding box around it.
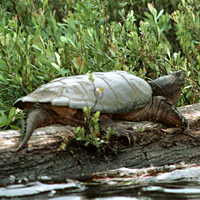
[149,70,186,105]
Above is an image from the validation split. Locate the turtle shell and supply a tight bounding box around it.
[14,71,152,114]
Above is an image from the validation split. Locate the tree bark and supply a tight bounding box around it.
[0,103,200,186]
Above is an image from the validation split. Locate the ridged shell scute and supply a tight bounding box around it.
[14,71,152,114]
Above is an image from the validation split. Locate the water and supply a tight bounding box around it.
[1,164,200,199]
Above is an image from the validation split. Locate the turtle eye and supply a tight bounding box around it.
[176,71,181,77]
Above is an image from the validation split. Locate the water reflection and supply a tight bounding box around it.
[1,164,200,199]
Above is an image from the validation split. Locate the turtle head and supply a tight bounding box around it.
[149,70,186,105]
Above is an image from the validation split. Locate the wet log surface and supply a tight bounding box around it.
[0,103,200,186]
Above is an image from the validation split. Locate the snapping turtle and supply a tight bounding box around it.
[14,70,188,151]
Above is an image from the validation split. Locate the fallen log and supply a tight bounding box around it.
[0,103,200,186]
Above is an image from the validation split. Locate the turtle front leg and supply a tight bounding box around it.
[16,104,57,151]
[99,118,136,145]
[146,96,189,130]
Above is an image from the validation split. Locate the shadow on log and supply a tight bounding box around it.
[0,103,200,186]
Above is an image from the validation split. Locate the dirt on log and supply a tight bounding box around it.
[0,103,200,186]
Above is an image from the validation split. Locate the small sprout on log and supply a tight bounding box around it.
[105,126,116,142]
[140,127,145,132]
[75,106,116,150]
[75,106,102,148]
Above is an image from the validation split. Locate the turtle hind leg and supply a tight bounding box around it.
[16,104,57,151]
[147,96,189,130]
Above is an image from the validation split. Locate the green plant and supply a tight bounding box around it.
[105,126,116,142]
[0,107,21,130]
[170,0,200,104]
[75,106,116,149]
[75,106,102,147]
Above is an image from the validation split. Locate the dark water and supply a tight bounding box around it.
[1,164,200,200]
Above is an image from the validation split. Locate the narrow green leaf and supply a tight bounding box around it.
[51,63,63,76]
[68,37,77,49]
[6,107,15,124]
[0,115,7,126]
[38,55,51,64]
[147,3,157,20]
[10,125,20,130]
[157,9,164,20]
[0,74,8,83]
[55,52,61,66]
[60,36,68,43]
[43,0,48,8]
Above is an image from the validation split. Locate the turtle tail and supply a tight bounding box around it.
[16,104,56,151]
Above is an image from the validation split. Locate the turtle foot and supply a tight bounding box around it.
[99,119,136,145]
[148,96,189,131]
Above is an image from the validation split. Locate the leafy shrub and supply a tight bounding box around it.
[170,0,200,104]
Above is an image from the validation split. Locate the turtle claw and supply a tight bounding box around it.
[114,128,136,145]
[147,96,189,130]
